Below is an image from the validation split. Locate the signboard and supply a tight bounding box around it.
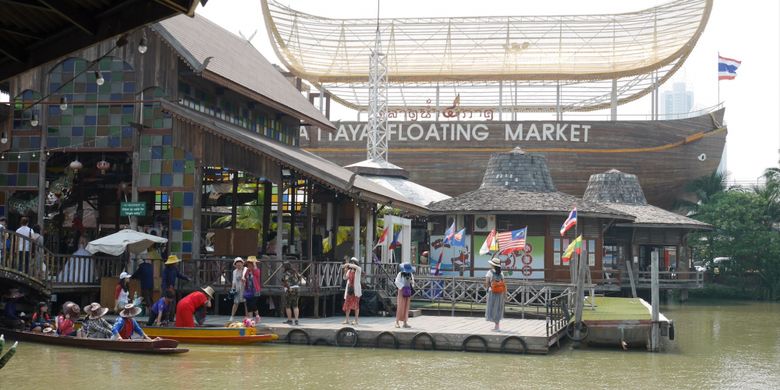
[473,235,545,279]
[120,202,146,217]
[429,234,471,276]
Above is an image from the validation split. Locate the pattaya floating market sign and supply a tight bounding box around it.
[120,202,147,217]
[301,121,593,143]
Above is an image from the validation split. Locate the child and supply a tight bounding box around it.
[147,290,175,326]
[30,302,52,333]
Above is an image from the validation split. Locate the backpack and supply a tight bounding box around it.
[243,271,256,299]
[490,273,506,294]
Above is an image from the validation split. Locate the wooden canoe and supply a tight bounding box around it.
[0,328,188,354]
[141,325,279,345]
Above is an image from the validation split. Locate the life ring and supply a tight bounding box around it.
[286,329,310,345]
[411,332,437,350]
[462,335,488,352]
[335,327,359,347]
[521,266,533,276]
[500,336,528,354]
[375,331,400,349]
[521,254,533,265]
[566,322,589,342]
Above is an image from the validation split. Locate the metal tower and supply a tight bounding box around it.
[366,20,388,162]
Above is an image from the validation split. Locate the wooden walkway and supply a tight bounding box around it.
[261,315,564,354]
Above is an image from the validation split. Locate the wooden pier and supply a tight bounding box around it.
[262,315,565,354]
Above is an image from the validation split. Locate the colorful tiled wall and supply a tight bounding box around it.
[169,191,195,259]
[138,135,195,188]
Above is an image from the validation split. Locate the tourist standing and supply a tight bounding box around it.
[15,216,32,273]
[112,304,151,340]
[82,303,113,339]
[245,256,262,323]
[342,257,362,325]
[229,257,247,321]
[394,263,415,328]
[175,286,214,327]
[115,272,131,312]
[281,262,302,325]
[485,258,506,331]
[131,257,154,310]
[161,255,190,322]
[147,290,175,326]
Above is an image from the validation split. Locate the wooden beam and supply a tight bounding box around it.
[0,27,44,40]
[0,0,52,12]
[39,0,97,35]
[0,41,25,63]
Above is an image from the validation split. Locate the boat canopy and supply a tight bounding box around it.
[261,0,712,112]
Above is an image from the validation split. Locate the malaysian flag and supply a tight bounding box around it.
[497,227,527,255]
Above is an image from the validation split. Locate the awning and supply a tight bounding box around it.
[161,100,429,215]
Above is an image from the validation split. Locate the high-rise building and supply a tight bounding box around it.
[661,82,694,116]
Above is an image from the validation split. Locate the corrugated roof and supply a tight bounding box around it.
[153,14,334,131]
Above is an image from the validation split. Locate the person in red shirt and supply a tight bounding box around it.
[175,286,214,327]
[56,302,79,336]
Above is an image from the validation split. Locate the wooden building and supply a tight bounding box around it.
[427,148,632,283]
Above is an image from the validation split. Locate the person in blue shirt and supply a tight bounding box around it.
[161,255,190,323]
[112,304,151,340]
[131,257,154,309]
[146,290,175,326]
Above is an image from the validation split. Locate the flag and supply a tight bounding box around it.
[479,229,499,255]
[388,230,402,250]
[450,228,467,247]
[718,55,741,80]
[373,226,390,248]
[560,208,577,236]
[562,235,583,265]
[443,220,456,244]
[497,227,527,255]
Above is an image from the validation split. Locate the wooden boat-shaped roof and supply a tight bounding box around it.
[262,0,713,112]
[142,325,279,345]
[0,328,188,354]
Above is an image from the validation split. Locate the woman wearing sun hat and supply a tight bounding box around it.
[56,301,80,336]
[175,286,215,327]
[394,262,415,328]
[161,255,190,322]
[342,257,362,325]
[112,304,151,340]
[244,256,262,323]
[82,303,113,339]
[485,257,506,331]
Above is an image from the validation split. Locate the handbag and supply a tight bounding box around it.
[243,274,255,299]
[401,285,412,298]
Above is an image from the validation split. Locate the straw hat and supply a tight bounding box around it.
[400,263,415,273]
[165,255,181,265]
[84,303,109,320]
[119,303,142,318]
[119,271,131,280]
[246,256,258,263]
[488,258,502,268]
[200,286,215,300]
[233,257,245,265]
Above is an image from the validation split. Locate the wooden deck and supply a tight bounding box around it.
[262,315,564,354]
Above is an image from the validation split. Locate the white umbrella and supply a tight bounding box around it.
[86,229,168,256]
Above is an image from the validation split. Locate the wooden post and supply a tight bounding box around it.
[306,182,313,260]
[262,181,272,254]
[192,163,202,259]
[573,246,587,342]
[353,202,360,259]
[230,170,239,230]
[276,181,284,261]
[650,248,660,352]
[365,209,374,274]
[625,258,638,298]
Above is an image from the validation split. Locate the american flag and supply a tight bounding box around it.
[497,227,527,254]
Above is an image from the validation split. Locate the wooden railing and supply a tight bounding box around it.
[635,270,704,288]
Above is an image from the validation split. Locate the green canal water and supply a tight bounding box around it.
[2,300,779,389]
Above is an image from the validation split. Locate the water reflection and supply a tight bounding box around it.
[2,300,778,389]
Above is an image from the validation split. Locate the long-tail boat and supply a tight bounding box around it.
[0,328,188,354]
[141,325,279,345]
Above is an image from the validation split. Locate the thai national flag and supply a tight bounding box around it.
[560,208,577,236]
[718,55,741,80]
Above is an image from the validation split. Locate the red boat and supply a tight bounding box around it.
[0,328,188,354]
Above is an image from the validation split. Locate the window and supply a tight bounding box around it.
[603,244,623,269]
[155,191,169,211]
[553,237,597,266]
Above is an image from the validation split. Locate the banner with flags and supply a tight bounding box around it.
[718,55,741,80]
[497,227,527,255]
[373,226,390,248]
[562,235,583,265]
[443,220,456,244]
[479,229,499,255]
[560,208,577,236]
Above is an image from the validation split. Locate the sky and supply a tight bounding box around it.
[199,0,775,185]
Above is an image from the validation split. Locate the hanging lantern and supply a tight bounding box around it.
[69,158,83,173]
[97,159,110,174]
